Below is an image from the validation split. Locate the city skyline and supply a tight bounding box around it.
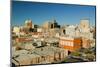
[11,1,96,26]
[11,1,96,66]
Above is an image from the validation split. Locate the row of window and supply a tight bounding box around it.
[59,40,74,47]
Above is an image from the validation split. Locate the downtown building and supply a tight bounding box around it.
[59,19,95,50]
[59,36,82,52]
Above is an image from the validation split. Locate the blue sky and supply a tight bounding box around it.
[11,1,96,26]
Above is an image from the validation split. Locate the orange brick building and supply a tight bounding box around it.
[59,36,82,52]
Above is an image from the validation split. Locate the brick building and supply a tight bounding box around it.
[59,36,82,52]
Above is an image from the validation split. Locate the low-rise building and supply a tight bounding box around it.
[12,46,68,65]
[15,37,33,43]
[81,37,92,48]
[31,32,43,38]
[59,36,82,52]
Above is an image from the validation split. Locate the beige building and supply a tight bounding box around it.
[81,37,92,48]
[79,19,90,33]
[49,28,60,37]
[42,21,51,30]
[12,46,68,65]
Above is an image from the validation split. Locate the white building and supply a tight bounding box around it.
[37,28,43,32]
[13,26,20,35]
[64,25,80,37]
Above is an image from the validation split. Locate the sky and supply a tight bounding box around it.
[11,1,96,26]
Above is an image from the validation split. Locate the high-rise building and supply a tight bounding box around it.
[43,21,51,29]
[25,20,32,29]
[79,19,90,33]
[43,19,60,30]
[50,19,60,29]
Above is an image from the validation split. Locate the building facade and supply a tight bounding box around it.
[59,36,82,52]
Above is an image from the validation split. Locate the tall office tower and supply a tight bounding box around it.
[50,19,60,29]
[25,20,32,29]
[79,19,90,33]
[43,21,51,30]
[43,19,60,30]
